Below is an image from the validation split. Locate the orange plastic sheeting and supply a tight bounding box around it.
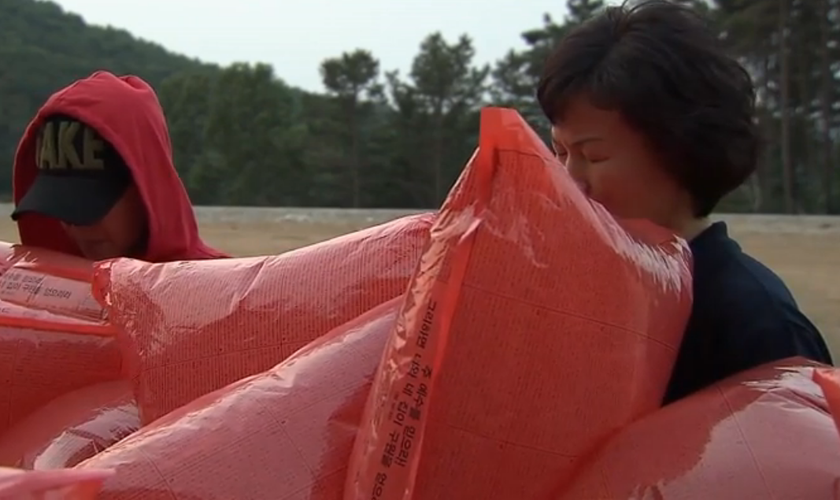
[0,245,106,322]
[76,299,400,500]
[0,380,139,469]
[0,467,113,499]
[93,213,433,425]
[345,108,694,500]
[0,242,17,276]
[561,358,840,500]
[0,246,121,436]
[813,367,840,439]
[0,322,121,435]
[0,299,110,335]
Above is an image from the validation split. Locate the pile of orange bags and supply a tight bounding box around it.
[0,245,138,471]
[2,108,838,500]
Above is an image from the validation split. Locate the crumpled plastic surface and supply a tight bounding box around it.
[76,298,401,500]
[0,245,107,322]
[0,243,15,276]
[93,213,434,425]
[0,466,113,499]
[345,107,694,500]
[0,245,120,436]
[814,367,840,438]
[0,380,139,469]
[560,358,840,500]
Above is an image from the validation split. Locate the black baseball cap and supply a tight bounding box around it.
[11,115,133,226]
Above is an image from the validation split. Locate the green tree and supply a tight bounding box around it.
[715,0,840,213]
[320,49,381,207]
[401,33,488,204]
[0,0,210,198]
[2,0,838,213]
[197,63,305,206]
[158,69,217,181]
[491,15,567,136]
[566,0,605,23]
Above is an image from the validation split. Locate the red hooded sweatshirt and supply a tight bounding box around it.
[12,71,228,261]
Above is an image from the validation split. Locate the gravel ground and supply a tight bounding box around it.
[0,203,835,234]
[194,206,838,234]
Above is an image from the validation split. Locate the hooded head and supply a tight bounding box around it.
[11,71,227,261]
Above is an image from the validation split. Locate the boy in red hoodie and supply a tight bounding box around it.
[10,71,227,262]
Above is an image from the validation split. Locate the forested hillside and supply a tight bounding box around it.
[0,0,838,213]
[0,0,210,193]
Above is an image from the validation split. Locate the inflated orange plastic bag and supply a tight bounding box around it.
[345,108,693,500]
[93,213,433,425]
[814,367,840,438]
[0,242,16,277]
[76,298,400,499]
[561,358,840,500]
[0,466,113,499]
[0,245,106,322]
[0,245,120,436]
[0,380,139,469]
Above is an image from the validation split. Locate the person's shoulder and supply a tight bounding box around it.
[665,222,831,403]
[716,246,796,311]
[690,222,832,367]
[691,221,795,307]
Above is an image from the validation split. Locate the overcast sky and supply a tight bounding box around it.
[53,0,578,92]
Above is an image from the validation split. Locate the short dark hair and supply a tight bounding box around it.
[536,0,758,217]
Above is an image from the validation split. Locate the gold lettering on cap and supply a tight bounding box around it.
[57,121,81,169]
[38,122,58,169]
[82,127,104,169]
[34,132,42,168]
[37,120,105,170]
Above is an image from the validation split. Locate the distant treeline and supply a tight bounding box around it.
[1,0,838,213]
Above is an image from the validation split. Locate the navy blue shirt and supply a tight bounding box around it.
[664,222,832,404]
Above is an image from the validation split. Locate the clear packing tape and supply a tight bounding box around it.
[0,108,838,500]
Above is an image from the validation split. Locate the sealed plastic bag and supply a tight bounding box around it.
[0,466,113,499]
[0,380,139,469]
[0,242,16,276]
[0,246,120,436]
[560,359,840,500]
[813,367,840,438]
[77,298,400,499]
[93,213,433,425]
[345,108,693,500]
[0,245,106,322]
[0,318,121,436]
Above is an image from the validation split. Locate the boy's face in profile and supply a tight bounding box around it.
[61,184,147,261]
[548,96,692,229]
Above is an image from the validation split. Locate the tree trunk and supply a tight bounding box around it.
[819,0,834,213]
[778,0,794,213]
[433,102,445,204]
[350,96,361,208]
[755,54,774,212]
